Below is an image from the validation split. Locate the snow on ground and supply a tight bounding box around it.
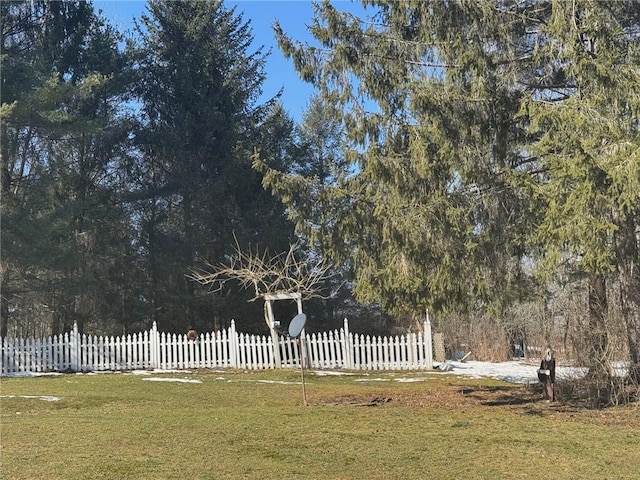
[131,369,185,375]
[352,376,433,383]
[2,371,64,378]
[0,394,61,401]
[321,361,546,384]
[315,360,589,385]
[435,360,588,384]
[436,360,542,384]
[252,379,301,385]
[313,370,357,376]
[142,377,202,384]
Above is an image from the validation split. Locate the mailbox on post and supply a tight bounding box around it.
[537,347,556,401]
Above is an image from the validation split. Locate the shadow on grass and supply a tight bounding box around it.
[458,385,540,407]
[457,383,633,415]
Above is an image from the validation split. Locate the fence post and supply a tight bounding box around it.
[424,315,433,370]
[0,337,5,376]
[71,322,80,372]
[229,320,238,368]
[264,300,282,368]
[342,318,352,369]
[150,322,159,369]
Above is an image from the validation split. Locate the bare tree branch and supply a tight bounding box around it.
[188,237,337,301]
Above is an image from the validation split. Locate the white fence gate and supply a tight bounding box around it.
[1,318,433,375]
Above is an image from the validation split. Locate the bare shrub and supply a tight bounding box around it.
[433,314,509,362]
[468,316,510,362]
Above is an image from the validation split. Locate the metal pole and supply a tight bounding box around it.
[297,338,308,406]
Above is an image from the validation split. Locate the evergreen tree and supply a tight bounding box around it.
[133,0,294,332]
[255,94,357,329]
[1,1,137,336]
[273,0,639,380]
[273,0,537,316]
[522,0,640,378]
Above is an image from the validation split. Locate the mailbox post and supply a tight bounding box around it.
[537,347,556,401]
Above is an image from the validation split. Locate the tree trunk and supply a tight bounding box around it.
[616,216,640,382]
[182,188,196,329]
[620,266,640,382]
[586,274,610,379]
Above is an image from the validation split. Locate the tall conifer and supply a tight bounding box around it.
[270,0,639,377]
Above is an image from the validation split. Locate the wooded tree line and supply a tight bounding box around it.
[1,0,395,339]
[2,0,316,337]
[1,1,639,384]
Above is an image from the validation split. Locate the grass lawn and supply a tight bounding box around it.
[1,368,638,479]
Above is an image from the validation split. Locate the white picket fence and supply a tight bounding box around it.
[0,318,433,375]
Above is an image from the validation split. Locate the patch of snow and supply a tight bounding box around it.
[439,361,537,383]
[227,379,301,385]
[142,378,202,384]
[131,369,188,375]
[312,370,356,376]
[2,372,63,378]
[255,380,302,385]
[354,377,432,383]
[437,362,455,372]
[0,394,61,402]
[434,360,589,384]
[394,377,433,383]
[354,378,391,382]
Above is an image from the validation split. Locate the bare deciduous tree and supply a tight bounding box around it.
[189,239,338,367]
[188,239,336,301]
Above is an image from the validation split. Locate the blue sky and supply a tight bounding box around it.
[94,1,364,122]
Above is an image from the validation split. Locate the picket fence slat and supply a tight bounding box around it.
[0,318,432,375]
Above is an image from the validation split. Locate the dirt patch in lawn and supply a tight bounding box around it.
[315,382,639,426]
[315,384,537,409]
